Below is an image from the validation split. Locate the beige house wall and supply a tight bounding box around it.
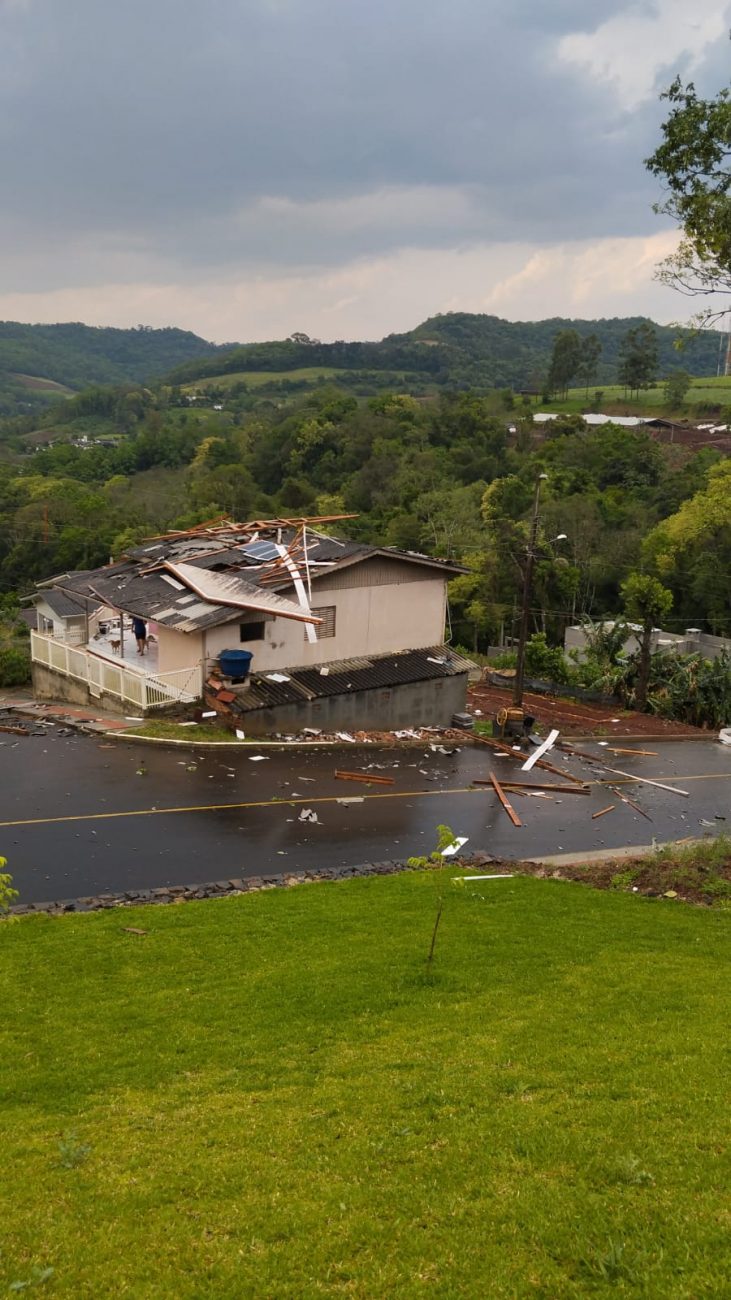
[202,576,448,672]
[155,625,204,673]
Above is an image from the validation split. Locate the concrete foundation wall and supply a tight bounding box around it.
[31,663,129,717]
[238,672,468,736]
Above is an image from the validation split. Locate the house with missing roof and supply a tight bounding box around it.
[29,517,472,732]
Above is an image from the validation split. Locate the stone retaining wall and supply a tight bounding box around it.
[11,853,494,916]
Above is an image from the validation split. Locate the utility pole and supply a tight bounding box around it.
[512,473,547,708]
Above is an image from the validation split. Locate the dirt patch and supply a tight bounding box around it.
[508,844,731,906]
[468,681,706,739]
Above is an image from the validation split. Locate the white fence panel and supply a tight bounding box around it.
[31,631,201,712]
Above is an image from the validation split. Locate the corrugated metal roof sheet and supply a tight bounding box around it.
[231,646,472,713]
[34,589,88,619]
[165,561,322,624]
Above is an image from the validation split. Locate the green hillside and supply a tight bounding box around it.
[168,314,725,395]
[401,312,723,384]
[0,321,225,416]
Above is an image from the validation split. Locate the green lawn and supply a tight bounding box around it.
[542,376,731,416]
[1,872,729,1297]
[121,719,247,742]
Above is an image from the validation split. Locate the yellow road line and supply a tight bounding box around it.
[0,769,728,829]
[0,785,487,828]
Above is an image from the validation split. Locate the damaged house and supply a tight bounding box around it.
[29,516,473,732]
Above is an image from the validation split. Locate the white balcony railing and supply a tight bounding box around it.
[31,631,201,711]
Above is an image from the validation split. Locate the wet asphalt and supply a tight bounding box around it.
[1,730,729,903]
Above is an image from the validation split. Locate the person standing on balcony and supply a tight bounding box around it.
[132,616,148,655]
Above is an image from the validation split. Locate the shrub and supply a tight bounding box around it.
[524,632,572,684]
[0,644,31,687]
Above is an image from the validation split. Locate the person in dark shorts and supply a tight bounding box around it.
[132,616,147,654]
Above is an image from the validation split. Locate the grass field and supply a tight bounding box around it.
[1,870,729,1297]
[184,367,412,393]
[186,367,349,392]
[542,376,731,416]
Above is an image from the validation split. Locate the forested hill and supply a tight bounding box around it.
[397,313,721,383]
[168,313,723,391]
[0,322,223,411]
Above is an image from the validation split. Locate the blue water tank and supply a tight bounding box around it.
[218,649,253,681]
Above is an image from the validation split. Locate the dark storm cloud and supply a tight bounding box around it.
[0,0,728,288]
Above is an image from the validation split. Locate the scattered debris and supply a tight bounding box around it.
[592,805,616,820]
[235,729,245,739]
[336,732,356,743]
[298,808,319,823]
[337,796,365,805]
[266,672,291,683]
[248,755,269,762]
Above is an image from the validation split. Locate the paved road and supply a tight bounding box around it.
[1,731,729,903]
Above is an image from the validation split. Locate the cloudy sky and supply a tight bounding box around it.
[1,0,729,341]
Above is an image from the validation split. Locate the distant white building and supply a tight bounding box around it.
[533,413,646,428]
[565,622,731,662]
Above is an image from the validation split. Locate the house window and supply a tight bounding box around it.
[239,620,266,642]
[308,605,336,640]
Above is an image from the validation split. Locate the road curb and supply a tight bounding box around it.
[105,728,712,751]
[524,839,710,868]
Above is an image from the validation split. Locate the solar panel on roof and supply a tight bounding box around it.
[242,540,280,562]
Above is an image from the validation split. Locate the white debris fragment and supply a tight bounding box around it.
[441,836,469,857]
[267,673,291,683]
[298,808,319,822]
[248,755,269,762]
[522,728,559,772]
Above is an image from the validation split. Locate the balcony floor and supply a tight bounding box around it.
[86,629,160,676]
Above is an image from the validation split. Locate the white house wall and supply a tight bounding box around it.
[203,576,448,672]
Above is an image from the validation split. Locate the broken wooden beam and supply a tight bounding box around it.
[488,771,522,827]
[334,770,395,786]
[609,747,658,757]
[500,780,590,795]
[606,785,653,822]
[591,804,616,820]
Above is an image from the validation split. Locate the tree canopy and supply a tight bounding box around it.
[646,71,731,323]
